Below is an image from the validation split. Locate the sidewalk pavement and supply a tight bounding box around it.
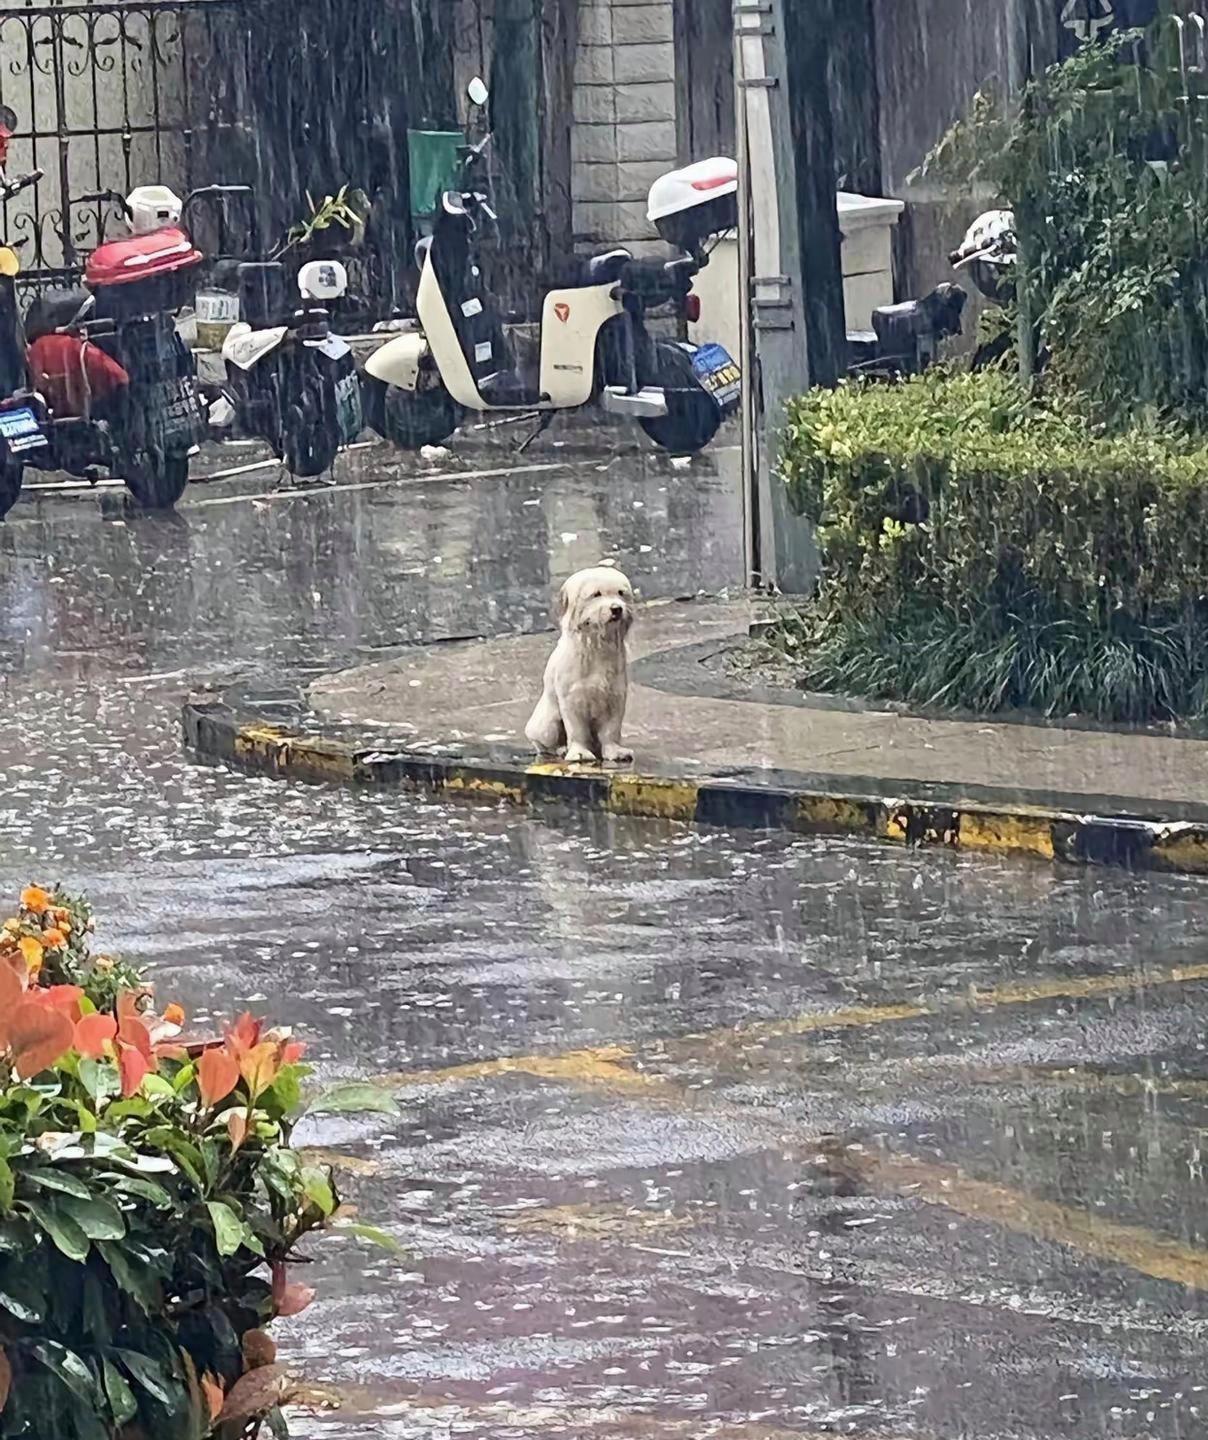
[183,597,1208,874]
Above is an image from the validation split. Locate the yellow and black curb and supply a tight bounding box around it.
[182,691,1208,876]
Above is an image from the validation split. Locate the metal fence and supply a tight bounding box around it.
[0,0,242,294]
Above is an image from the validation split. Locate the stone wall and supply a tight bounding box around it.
[571,0,679,254]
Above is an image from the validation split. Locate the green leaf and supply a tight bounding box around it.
[55,1193,125,1241]
[22,1167,91,1200]
[114,1347,174,1405]
[304,1082,400,1117]
[171,1061,196,1092]
[0,1216,34,1254]
[265,1066,302,1116]
[102,1172,172,1208]
[0,1155,13,1213]
[335,1220,404,1254]
[102,1355,138,1427]
[22,1197,90,1261]
[0,1271,46,1322]
[77,1058,119,1105]
[142,1128,205,1189]
[267,1406,290,1438]
[29,1340,97,1404]
[98,1239,161,1313]
[141,1074,174,1100]
[207,1200,244,1257]
[301,1165,336,1216]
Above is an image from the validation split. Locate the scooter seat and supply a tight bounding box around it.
[25,287,92,343]
[570,249,632,288]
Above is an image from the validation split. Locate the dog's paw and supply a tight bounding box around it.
[564,744,597,765]
[602,745,634,765]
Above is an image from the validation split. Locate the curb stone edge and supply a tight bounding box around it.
[181,694,1208,876]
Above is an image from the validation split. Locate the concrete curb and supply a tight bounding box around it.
[182,687,1208,875]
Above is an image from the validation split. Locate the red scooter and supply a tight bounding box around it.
[18,182,242,507]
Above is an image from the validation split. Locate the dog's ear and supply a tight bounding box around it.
[555,579,572,625]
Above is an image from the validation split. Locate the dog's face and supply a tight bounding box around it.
[559,566,635,639]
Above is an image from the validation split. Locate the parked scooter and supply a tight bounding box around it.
[0,183,51,518]
[846,283,968,377]
[950,209,1019,370]
[212,255,362,477]
[18,182,238,508]
[363,78,741,456]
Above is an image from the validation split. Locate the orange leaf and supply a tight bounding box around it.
[9,1003,73,1078]
[226,1012,262,1057]
[118,1044,150,1098]
[242,1329,277,1370]
[0,1347,10,1413]
[275,1280,315,1317]
[20,886,51,914]
[40,985,84,1023]
[0,964,23,1041]
[200,1371,225,1422]
[163,1002,185,1026]
[238,1041,281,1097]
[218,1364,296,1423]
[227,1109,249,1152]
[73,1012,117,1059]
[197,1045,240,1108]
[282,1039,307,1064]
[117,1014,153,1062]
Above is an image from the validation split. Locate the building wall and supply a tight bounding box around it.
[571,0,680,254]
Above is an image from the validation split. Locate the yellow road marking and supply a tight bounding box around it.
[835,1145,1208,1290]
[370,960,1208,1097]
[681,959,1208,1057]
[375,1043,663,1095]
[500,1202,691,1239]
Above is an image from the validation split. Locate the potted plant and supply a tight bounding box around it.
[0,885,395,1439]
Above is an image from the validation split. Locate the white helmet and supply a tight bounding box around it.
[950,209,1017,270]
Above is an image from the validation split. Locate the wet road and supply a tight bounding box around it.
[4,438,1208,1440]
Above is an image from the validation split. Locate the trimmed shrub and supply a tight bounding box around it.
[776,370,1208,723]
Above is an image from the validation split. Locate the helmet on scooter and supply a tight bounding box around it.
[950,210,1017,303]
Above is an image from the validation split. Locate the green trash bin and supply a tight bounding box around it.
[407,130,464,224]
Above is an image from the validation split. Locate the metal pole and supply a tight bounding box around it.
[733,0,833,595]
[734,14,759,588]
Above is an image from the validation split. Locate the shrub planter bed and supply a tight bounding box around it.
[775,371,1208,725]
[0,885,394,1440]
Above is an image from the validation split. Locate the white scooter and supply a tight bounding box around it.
[362,78,741,456]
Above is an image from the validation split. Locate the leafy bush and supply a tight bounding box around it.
[0,885,394,1440]
[776,370,1208,722]
[916,29,1208,427]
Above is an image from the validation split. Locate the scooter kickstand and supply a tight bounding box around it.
[516,411,553,455]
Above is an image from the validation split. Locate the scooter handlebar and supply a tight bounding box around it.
[70,189,132,219]
[0,168,41,202]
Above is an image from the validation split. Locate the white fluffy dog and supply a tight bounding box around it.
[525,565,635,765]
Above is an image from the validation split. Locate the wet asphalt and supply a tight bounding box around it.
[3,434,1208,1440]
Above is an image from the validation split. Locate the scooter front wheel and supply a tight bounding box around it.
[0,459,22,520]
[363,375,461,450]
[122,451,190,509]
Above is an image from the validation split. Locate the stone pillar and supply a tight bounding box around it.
[571,0,679,253]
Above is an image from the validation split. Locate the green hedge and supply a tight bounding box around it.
[776,371,1208,723]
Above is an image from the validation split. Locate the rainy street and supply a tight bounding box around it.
[3,444,1208,1440]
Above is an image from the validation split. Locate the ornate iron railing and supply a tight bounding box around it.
[0,0,243,294]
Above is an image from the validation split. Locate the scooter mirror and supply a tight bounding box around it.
[0,106,17,135]
[467,77,489,108]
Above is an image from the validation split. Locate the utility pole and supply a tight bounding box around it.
[733,0,845,594]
